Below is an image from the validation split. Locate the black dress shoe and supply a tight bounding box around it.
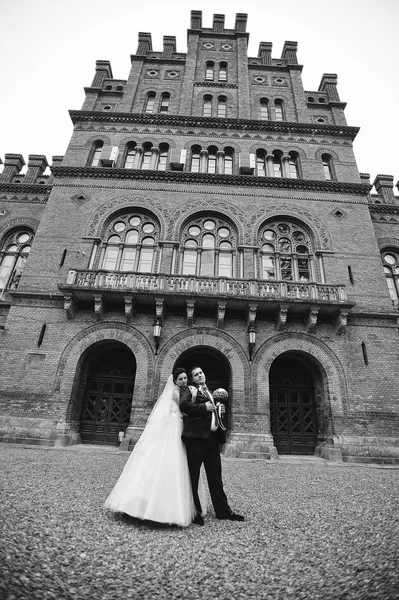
[218,512,245,521]
[193,514,204,525]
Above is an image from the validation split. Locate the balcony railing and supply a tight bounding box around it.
[63,269,348,303]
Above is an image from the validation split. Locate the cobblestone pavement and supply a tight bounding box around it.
[1,444,398,600]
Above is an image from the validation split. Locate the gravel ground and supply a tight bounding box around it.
[1,445,398,600]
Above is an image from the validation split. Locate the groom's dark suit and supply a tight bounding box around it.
[180,384,231,518]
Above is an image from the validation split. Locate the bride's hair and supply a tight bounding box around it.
[172,367,187,382]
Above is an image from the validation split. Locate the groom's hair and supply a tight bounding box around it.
[188,366,202,382]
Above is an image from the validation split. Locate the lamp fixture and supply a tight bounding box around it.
[153,319,162,355]
[248,324,256,362]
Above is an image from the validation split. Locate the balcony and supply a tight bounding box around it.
[58,269,354,334]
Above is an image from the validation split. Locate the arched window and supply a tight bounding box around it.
[256,150,267,177]
[322,153,334,180]
[205,62,214,81]
[274,99,284,121]
[219,62,227,82]
[144,92,156,114]
[288,152,300,179]
[124,143,137,169]
[217,96,227,118]
[157,144,169,171]
[203,95,213,117]
[99,214,159,274]
[381,250,399,305]
[207,146,217,174]
[224,148,234,175]
[181,217,236,278]
[260,98,269,120]
[159,93,170,114]
[273,151,283,178]
[90,141,104,166]
[190,146,201,172]
[140,145,152,170]
[0,229,34,291]
[259,221,314,282]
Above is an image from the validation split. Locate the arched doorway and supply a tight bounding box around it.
[269,355,318,455]
[175,347,230,428]
[79,343,136,445]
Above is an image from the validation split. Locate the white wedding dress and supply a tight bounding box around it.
[104,375,206,527]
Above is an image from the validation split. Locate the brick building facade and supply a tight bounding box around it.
[1,11,398,463]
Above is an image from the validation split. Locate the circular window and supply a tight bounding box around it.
[292,231,305,242]
[18,233,30,244]
[218,227,230,238]
[142,223,155,234]
[204,220,216,231]
[113,222,126,232]
[384,254,396,265]
[129,216,141,226]
[277,224,290,234]
[189,226,201,236]
[263,230,276,241]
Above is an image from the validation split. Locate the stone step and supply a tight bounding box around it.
[235,451,271,459]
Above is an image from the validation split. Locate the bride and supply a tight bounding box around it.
[104,368,207,527]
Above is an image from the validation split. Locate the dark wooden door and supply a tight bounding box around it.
[80,347,135,445]
[270,358,317,455]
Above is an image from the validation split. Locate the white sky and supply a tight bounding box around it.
[0,0,398,189]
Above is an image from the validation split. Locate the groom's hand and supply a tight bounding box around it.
[205,401,215,412]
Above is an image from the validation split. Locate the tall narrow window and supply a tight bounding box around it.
[141,146,152,170]
[200,233,215,276]
[256,150,266,177]
[224,148,234,175]
[219,62,227,81]
[260,99,269,121]
[322,153,334,180]
[138,237,155,272]
[217,96,227,118]
[273,152,283,178]
[124,144,137,169]
[203,95,212,117]
[182,239,198,275]
[207,147,217,174]
[159,93,170,114]
[190,146,201,173]
[275,99,284,121]
[382,250,399,305]
[205,62,214,81]
[288,152,299,179]
[144,92,156,114]
[0,230,34,291]
[157,144,169,171]
[90,141,103,166]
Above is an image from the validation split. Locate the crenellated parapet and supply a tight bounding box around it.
[0,154,63,190]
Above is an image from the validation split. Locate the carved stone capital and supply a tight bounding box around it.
[94,294,106,321]
[217,301,227,329]
[124,295,135,323]
[276,304,289,331]
[334,309,348,335]
[306,307,319,333]
[64,294,77,320]
[186,300,195,327]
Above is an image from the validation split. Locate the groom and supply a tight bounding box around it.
[179,366,244,525]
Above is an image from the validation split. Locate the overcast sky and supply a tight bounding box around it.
[1,0,398,189]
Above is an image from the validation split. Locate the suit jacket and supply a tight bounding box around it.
[179,385,226,443]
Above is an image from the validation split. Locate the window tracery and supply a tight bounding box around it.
[381,249,399,305]
[0,229,34,292]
